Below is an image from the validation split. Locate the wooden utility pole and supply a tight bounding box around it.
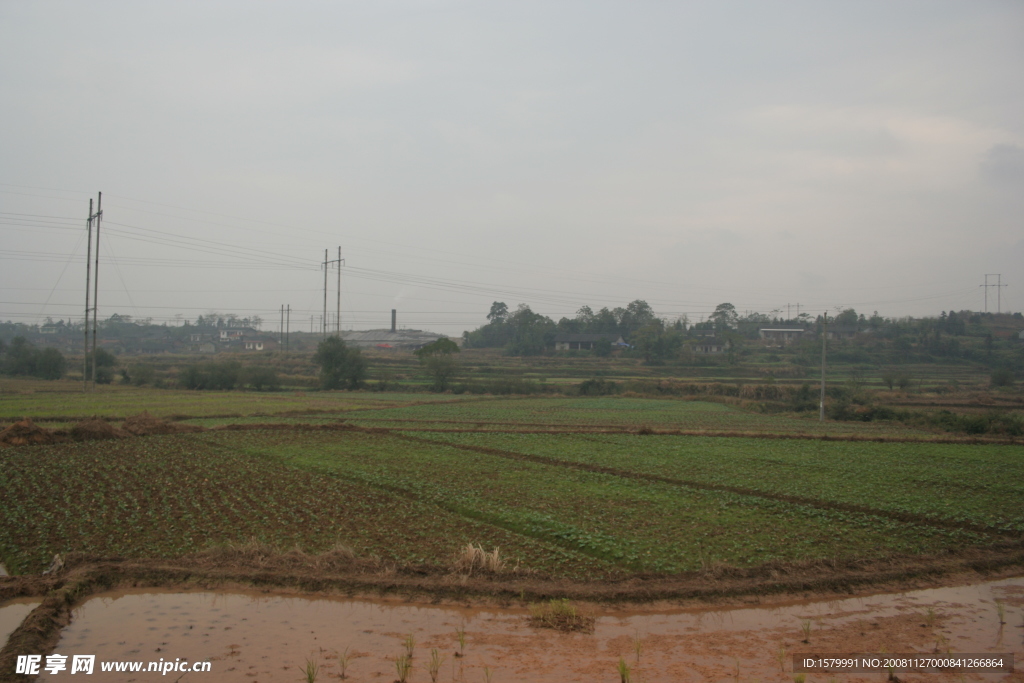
[819,312,828,422]
[322,250,328,338]
[90,192,103,387]
[321,248,344,337]
[286,305,290,350]
[83,198,94,392]
[336,246,342,335]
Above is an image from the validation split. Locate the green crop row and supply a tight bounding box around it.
[0,433,613,577]
[413,431,1024,532]
[216,430,995,574]
[344,397,933,437]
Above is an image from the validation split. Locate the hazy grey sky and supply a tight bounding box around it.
[2,1,1022,335]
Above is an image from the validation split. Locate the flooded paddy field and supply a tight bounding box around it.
[22,576,1024,683]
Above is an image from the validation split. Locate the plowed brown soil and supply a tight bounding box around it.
[0,419,61,446]
[67,418,128,441]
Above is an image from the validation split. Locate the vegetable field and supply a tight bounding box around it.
[1,385,1021,580]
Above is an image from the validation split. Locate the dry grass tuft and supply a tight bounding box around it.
[451,543,506,575]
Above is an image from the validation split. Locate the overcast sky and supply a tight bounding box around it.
[2,1,1022,335]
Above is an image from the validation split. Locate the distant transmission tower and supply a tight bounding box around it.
[980,274,1008,313]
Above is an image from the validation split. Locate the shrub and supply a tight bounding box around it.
[313,337,366,390]
[128,364,157,386]
[34,347,67,380]
[578,378,618,396]
[990,368,1015,387]
[243,366,280,391]
[179,361,240,390]
[0,337,67,380]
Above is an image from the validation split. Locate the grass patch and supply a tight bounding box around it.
[528,598,595,633]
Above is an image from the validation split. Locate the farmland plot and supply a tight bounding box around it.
[0,433,614,577]
[343,397,936,436]
[214,430,999,575]
[415,432,1024,533]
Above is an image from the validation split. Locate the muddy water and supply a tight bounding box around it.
[37,578,1024,682]
[0,598,40,649]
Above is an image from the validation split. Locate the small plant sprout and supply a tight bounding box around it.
[482,664,493,683]
[800,619,812,643]
[395,654,412,683]
[776,645,788,673]
[995,599,1006,625]
[404,633,416,659]
[336,647,351,679]
[617,657,632,683]
[429,648,446,683]
[456,624,467,657]
[732,657,740,682]
[299,657,320,683]
[924,606,936,628]
[793,674,806,683]
[632,631,643,663]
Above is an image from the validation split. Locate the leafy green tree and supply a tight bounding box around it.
[2,337,36,375]
[85,347,117,384]
[0,337,66,380]
[709,303,738,330]
[591,307,619,334]
[616,300,657,337]
[505,304,555,356]
[313,337,366,390]
[632,320,683,363]
[243,366,280,391]
[35,348,67,380]
[486,301,509,324]
[415,337,460,391]
[178,361,240,390]
[834,308,859,327]
[128,364,157,386]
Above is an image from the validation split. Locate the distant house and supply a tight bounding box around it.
[692,338,730,354]
[758,328,806,343]
[219,328,248,342]
[191,342,216,354]
[554,333,627,351]
[243,341,264,351]
[189,333,205,342]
